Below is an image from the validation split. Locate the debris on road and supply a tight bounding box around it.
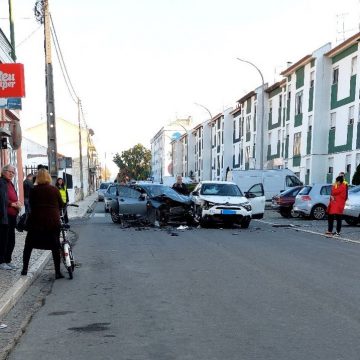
[177,225,189,230]
[0,324,7,329]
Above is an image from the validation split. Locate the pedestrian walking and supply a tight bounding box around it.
[23,173,34,214]
[0,164,22,270]
[55,178,69,223]
[172,175,190,195]
[21,169,65,279]
[325,175,347,237]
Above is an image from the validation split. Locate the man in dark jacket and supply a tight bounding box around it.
[172,175,189,195]
[23,173,34,214]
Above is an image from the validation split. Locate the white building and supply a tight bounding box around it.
[152,32,360,186]
[150,117,192,182]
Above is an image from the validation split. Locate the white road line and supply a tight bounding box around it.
[255,219,360,245]
[93,213,106,218]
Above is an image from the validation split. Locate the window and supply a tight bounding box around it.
[295,91,303,115]
[352,56,357,76]
[279,94,282,109]
[310,71,315,88]
[268,132,272,144]
[246,116,251,133]
[269,100,273,113]
[328,157,334,174]
[277,129,281,142]
[320,186,332,196]
[330,112,336,129]
[293,132,301,156]
[308,115,313,131]
[333,68,339,84]
[349,105,355,125]
[245,146,250,163]
[346,154,351,174]
[287,85,291,100]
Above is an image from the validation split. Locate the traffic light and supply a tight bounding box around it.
[1,137,7,149]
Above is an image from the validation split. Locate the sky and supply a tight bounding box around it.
[0,0,359,175]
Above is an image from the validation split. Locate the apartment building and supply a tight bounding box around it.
[151,32,360,185]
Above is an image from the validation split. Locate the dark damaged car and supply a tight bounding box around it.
[109,183,194,226]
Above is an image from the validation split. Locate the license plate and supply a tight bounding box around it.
[221,209,236,215]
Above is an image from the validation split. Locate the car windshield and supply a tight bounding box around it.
[280,187,301,197]
[200,183,243,196]
[100,183,110,190]
[141,185,182,198]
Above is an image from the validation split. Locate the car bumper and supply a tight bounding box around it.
[293,203,312,216]
[202,207,250,222]
[343,205,360,218]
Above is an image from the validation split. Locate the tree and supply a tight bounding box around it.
[352,163,360,185]
[113,144,151,181]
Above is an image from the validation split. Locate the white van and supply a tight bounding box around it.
[229,169,302,201]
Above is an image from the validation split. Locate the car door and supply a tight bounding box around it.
[104,185,118,202]
[118,186,147,215]
[245,183,265,218]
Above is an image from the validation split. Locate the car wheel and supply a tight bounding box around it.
[290,207,300,218]
[311,205,326,220]
[110,209,121,223]
[240,218,251,229]
[280,208,291,218]
[345,217,359,226]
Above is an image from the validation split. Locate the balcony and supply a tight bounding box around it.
[0,28,14,62]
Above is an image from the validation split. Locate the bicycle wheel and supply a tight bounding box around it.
[63,243,73,280]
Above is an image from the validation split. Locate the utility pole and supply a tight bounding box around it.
[78,98,84,200]
[8,0,16,60]
[35,0,58,181]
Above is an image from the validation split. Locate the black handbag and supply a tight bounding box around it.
[16,213,28,232]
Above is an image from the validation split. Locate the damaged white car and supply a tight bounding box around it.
[191,181,265,228]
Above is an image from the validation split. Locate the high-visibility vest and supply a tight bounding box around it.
[59,187,67,204]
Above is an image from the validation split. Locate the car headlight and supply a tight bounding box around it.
[203,201,216,210]
[241,202,252,211]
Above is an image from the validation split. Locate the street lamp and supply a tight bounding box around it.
[236,58,265,170]
[194,102,213,180]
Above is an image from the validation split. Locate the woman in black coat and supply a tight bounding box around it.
[21,169,65,279]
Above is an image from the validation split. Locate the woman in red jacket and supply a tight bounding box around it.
[325,176,347,237]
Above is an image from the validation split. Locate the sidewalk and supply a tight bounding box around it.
[0,191,97,320]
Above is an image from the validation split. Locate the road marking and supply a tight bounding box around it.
[93,213,106,218]
[255,219,360,245]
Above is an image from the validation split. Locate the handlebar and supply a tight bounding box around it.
[68,204,79,207]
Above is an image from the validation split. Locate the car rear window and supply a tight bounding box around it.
[100,183,110,189]
[298,186,312,195]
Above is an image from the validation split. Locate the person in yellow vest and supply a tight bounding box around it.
[55,178,69,224]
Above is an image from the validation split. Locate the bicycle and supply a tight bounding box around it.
[60,204,78,279]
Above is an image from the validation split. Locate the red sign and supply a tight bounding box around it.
[0,63,25,98]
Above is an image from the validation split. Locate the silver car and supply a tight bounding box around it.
[97,182,112,201]
[343,185,360,225]
[293,183,332,220]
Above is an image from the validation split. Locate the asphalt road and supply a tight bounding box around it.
[7,203,360,360]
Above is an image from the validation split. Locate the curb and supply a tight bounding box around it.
[0,251,51,319]
[0,195,96,320]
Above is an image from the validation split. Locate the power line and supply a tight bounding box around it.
[49,12,78,103]
[16,24,42,48]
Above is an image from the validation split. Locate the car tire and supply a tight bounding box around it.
[240,218,251,229]
[290,207,300,218]
[311,204,326,220]
[345,217,359,226]
[110,209,121,223]
[280,208,291,218]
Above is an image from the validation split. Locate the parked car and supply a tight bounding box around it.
[109,183,193,226]
[271,186,303,218]
[97,182,112,202]
[190,181,265,228]
[293,184,332,220]
[103,184,120,212]
[343,185,360,225]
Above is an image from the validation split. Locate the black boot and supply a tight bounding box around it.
[21,269,27,276]
[55,272,64,279]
